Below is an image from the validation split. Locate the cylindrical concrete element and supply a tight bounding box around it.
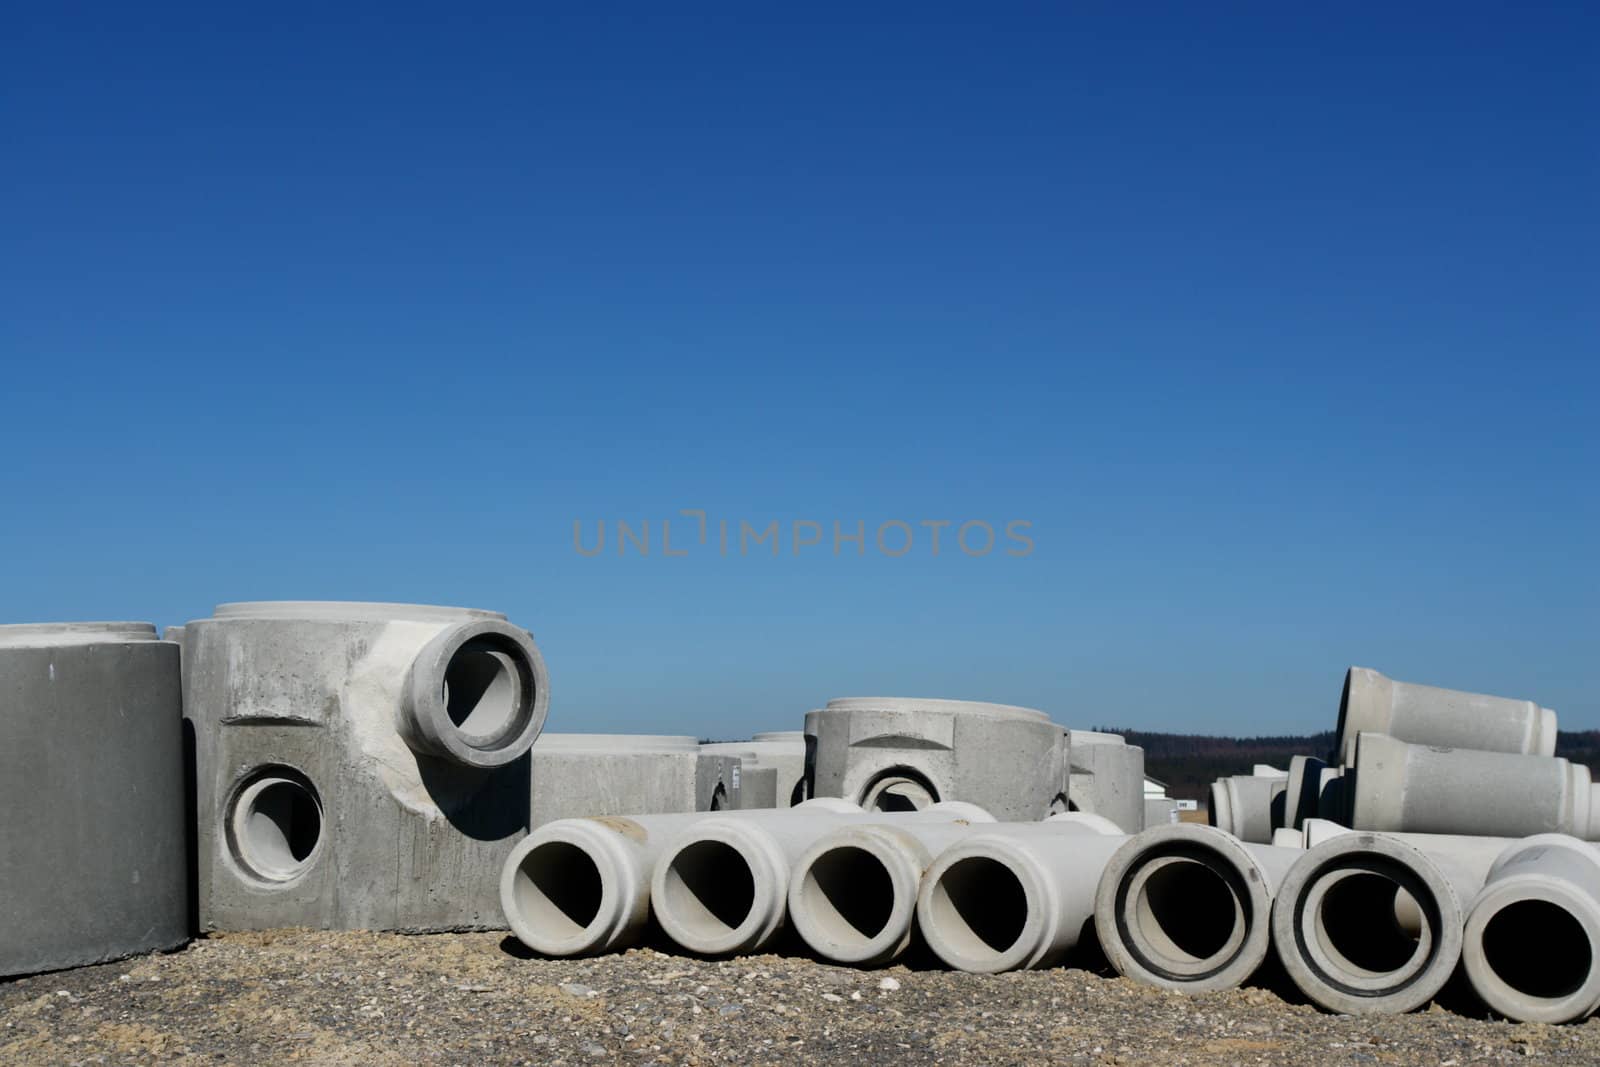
[1066,730,1145,834]
[1349,733,1600,839]
[652,801,993,956]
[1271,832,1467,1014]
[1336,666,1557,765]
[1208,775,1288,843]
[811,697,1067,821]
[500,798,861,957]
[184,601,550,933]
[1283,755,1346,831]
[1094,824,1300,993]
[787,812,1116,967]
[916,822,1129,973]
[1463,835,1600,1024]
[0,623,188,977]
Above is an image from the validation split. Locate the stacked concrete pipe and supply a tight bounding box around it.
[652,801,996,956]
[1336,666,1557,765]
[183,601,549,932]
[1208,775,1289,844]
[810,697,1067,820]
[531,734,741,825]
[1094,824,1301,992]
[1347,733,1600,839]
[1463,835,1600,1024]
[499,798,862,957]
[0,623,188,977]
[788,811,1122,967]
[1270,831,1480,1014]
[915,819,1127,973]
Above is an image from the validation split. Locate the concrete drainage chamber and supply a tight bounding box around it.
[182,601,549,932]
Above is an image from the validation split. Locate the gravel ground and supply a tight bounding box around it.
[3,930,1597,1066]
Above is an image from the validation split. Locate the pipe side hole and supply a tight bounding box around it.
[660,840,755,940]
[803,846,896,944]
[513,841,602,939]
[1482,900,1592,1001]
[228,770,322,882]
[929,856,1027,959]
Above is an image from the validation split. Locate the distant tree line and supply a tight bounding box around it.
[1097,727,1600,803]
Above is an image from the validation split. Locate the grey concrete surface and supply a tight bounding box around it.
[1349,733,1600,839]
[1095,824,1300,994]
[809,698,1067,822]
[1067,730,1146,834]
[182,601,549,933]
[0,623,188,977]
[530,734,740,826]
[704,734,807,807]
[1209,774,1288,843]
[1336,666,1557,765]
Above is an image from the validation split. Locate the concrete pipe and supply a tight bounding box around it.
[703,736,807,808]
[500,798,861,956]
[1094,824,1300,993]
[1066,730,1146,834]
[530,734,740,826]
[183,601,549,932]
[1283,756,1346,831]
[786,812,1115,967]
[1270,832,1467,1014]
[1208,775,1288,843]
[1336,666,1556,765]
[1349,733,1600,839]
[652,801,993,957]
[0,623,188,977]
[916,822,1130,973]
[811,697,1067,821]
[1463,835,1600,1024]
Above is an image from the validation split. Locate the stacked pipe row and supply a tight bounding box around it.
[1202,667,1600,1023]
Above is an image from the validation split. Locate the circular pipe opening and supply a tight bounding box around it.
[927,855,1028,961]
[227,770,323,882]
[511,841,603,941]
[800,846,897,947]
[862,769,938,812]
[1133,859,1241,967]
[1315,870,1423,976]
[658,840,756,943]
[1481,899,1593,1002]
[443,640,521,741]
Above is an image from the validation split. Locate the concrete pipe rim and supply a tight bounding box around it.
[916,838,1048,973]
[500,822,630,957]
[404,618,549,768]
[787,827,922,965]
[1270,835,1462,1015]
[1464,879,1600,1024]
[1094,826,1271,993]
[1335,667,1390,765]
[1298,864,1434,992]
[651,820,786,956]
[225,766,324,884]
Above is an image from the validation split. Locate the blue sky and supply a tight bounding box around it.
[2,4,1594,737]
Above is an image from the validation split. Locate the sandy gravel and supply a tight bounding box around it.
[3,929,1598,1065]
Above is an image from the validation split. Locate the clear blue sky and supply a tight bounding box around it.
[3,5,1594,738]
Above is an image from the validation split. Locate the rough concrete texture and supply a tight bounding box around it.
[0,623,189,978]
[9,931,1598,1066]
[1095,825,1300,994]
[1271,831,1470,1015]
[1336,666,1558,765]
[182,601,550,933]
[529,735,740,827]
[916,822,1127,973]
[1463,834,1600,1024]
[809,697,1067,821]
[1349,733,1600,839]
[704,734,808,807]
[1067,730,1146,834]
[1209,774,1288,843]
